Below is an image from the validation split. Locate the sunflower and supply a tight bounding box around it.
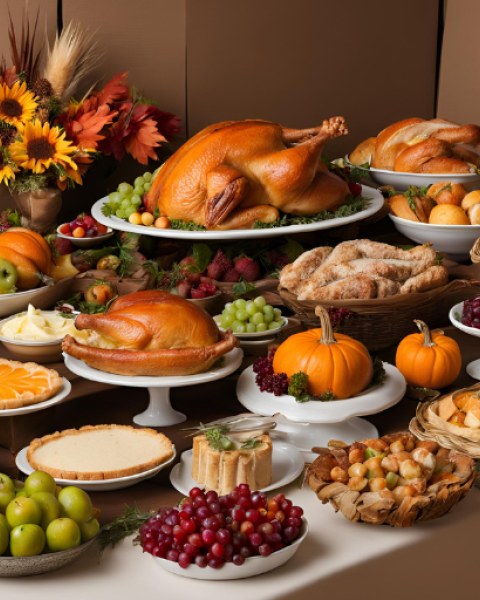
[9,120,79,174]
[0,82,38,128]
[0,144,15,185]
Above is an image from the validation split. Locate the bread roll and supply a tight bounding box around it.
[427,182,466,206]
[461,190,480,214]
[429,204,470,225]
[349,137,376,166]
[469,203,480,225]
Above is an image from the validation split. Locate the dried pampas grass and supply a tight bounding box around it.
[43,21,101,104]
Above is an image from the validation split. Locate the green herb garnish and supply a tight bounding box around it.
[367,356,386,389]
[252,195,370,229]
[169,219,207,231]
[231,279,256,296]
[287,371,337,403]
[240,437,263,450]
[97,503,154,555]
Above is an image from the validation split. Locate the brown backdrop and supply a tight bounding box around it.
[0,0,450,213]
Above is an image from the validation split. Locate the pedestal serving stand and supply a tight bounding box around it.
[63,348,243,427]
[236,362,406,454]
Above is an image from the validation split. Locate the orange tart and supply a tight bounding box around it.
[0,358,63,410]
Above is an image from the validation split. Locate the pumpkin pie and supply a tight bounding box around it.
[27,425,174,480]
[0,358,63,410]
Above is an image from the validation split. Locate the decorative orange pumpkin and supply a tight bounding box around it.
[272,306,373,399]
[0,228,52,290]
[395,320,461,389]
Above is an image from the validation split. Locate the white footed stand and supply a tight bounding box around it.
[449,302,480,381]
[63,348,243,427]
[236,362,406,456]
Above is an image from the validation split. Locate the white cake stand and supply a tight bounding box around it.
[449,301,480,379]
[63,348,243,427]
[236,362,406,443]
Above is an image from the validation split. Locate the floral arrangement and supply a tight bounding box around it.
[0,14,180,195]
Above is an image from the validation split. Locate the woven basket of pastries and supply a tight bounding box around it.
[278,239,478,350]
[470,237,480,264]
[307,433,476,527]
[411,382,480,459]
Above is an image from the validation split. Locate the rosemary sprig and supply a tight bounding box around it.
[97,503,154,555]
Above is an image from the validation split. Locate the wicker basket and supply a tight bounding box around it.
[307,433,477,527]
[411,382,480,459]
[470,237,480,263]
[279,279,480,351]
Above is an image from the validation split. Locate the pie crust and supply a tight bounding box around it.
[27,424,174,480]
[0,358,63,410]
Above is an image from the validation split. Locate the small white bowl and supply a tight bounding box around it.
[217,317,289,339]
[57,224,114,248]
[152,518,308,580]
[0,311,75,363]
[389,214,480,261]
[345,154,480,192]
[0,278,74,318]
[449,300,480,338]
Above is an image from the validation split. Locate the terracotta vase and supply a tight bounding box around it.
[12,187,62,234]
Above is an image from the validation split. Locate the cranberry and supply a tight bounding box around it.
[178,552,191,569]
[180,519,196,533]
[211,543,225,558]
[233,554,245,566]
[216,529,231,545]
[166,549,179,562]
[259,543,273,557]
[195,555,208,568]
[189,487,204,499]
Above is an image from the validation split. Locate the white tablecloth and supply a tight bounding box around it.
[4,482,479,600]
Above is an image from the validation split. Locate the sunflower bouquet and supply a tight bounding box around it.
[0,11,179,232]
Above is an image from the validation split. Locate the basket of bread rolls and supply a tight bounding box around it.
[278,239,477,350]
[411,382,480,459]
[307,432,476,527]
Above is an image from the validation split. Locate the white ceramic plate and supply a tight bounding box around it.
[0,379,71,417]
[63,347,243,388]
[15,445,176,491]
[236,362,406,424]
[389,214,480,261]
[152,519,308,580]
[209,414,379,464]
[449,301,480,337]
[91,185,384,240]
[170,441,304,496]
[217,317,288,339]
[57,224,114,248]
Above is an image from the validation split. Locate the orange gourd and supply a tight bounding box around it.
[272,306,373,399]
[395,320,461,389]
[0,229,52,289]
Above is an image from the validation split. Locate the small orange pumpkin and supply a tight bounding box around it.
[395,320,461,389]
[272,306,373,399]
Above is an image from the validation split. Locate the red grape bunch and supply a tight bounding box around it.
[139,484,304,570]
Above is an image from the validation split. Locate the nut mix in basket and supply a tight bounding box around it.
[307,432,476,527]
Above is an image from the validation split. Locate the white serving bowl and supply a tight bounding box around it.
[57,224,114,248]
[389,214,480,261]
[187,290,222,314]
[0,310,73,362]
[345,154,480,192]
[449,300,480,338]
[0,278,74,318]
[152,518,308,580]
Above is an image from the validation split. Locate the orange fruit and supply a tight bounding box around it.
[7,228,52,272]
[0,247,40,290]
[0,359,63,409]
[0,232,50,275]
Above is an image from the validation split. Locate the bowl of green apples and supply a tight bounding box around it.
[0,471,100,577]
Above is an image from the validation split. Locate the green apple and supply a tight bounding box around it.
[6,496,42,528]
[0,474,15,513]
[46,518,81,552]
[10,524,45,557]
[58,487,93,523]
[30,492,61,530]
[0,258,17,294]
[55,485,63,498]
[25,471,56,496]
[78,517,100,543]
[0,519,8,555]
[0,513,11,533]
[15,490,29,498]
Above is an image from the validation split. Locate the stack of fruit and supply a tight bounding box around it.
[214,297,285,333]
[103,171,158,223]
[0,471,99,557]
[139,484,304,569]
